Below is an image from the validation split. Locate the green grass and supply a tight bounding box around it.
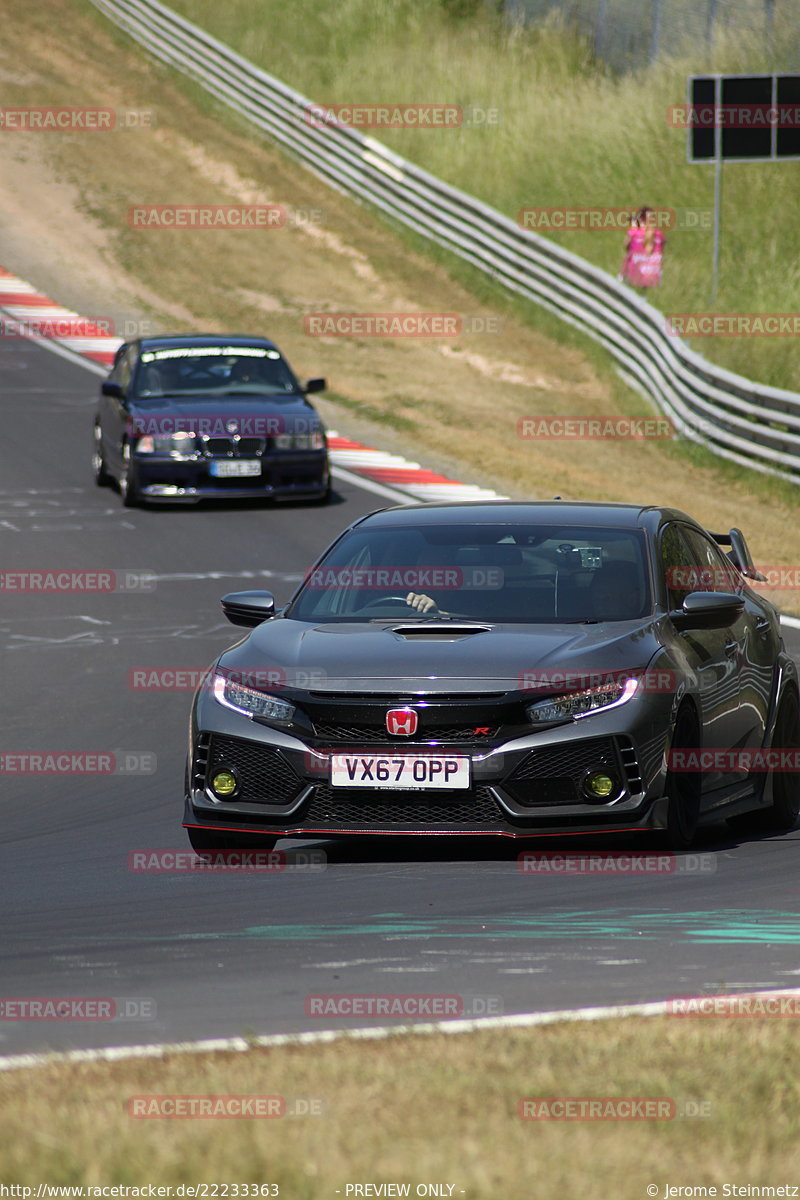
[3,1016,800,1194]
[167,0,800,392]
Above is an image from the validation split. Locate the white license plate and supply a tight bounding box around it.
[209,459,261,478]
[330,754,470,790]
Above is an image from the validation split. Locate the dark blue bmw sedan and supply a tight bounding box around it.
[93,333,330,506]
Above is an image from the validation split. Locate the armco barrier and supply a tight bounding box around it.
[91,0,800,485]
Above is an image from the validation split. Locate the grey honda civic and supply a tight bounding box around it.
[183,501,799,851]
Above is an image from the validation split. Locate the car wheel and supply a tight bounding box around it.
[92,422,112,487]
[187,826,278,853]
[119,442,140,508]
[730,688,800,834]
[663,704,701,850]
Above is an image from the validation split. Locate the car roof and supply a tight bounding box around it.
[136,334,281,353]
[357,501,696,531]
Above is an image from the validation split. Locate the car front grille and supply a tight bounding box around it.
[311,722,499,744]
[306,785,503,827]
[504,737,629,807]
[199,733,304,805]
[202,436,266,457]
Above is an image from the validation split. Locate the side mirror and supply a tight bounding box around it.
[304,377,326,394]
[101,381,125,399]
[221,590,276,627]
[670,591,745,631]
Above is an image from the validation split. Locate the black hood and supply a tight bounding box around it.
[219,617,664,694]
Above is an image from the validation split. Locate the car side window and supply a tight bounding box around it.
[660,523,699,609]
[681,527,742,594]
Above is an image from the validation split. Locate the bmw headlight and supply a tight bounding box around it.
[526,676,639,724]
[135,432,197,457]
[213,671,295,722]
[274,430,325,450]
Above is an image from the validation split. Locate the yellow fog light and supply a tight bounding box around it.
[583,771,616,799]
[211,769,238,797]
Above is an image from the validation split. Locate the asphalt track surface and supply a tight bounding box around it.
[2,334,800,1058]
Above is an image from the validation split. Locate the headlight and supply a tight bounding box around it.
[135,432,197,457]
[273,431,325,450]
[212,672,295,722]
[526,676,639,724]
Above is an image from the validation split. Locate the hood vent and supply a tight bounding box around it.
[390,623,491,639]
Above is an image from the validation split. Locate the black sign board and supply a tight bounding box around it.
[688,74,800,162]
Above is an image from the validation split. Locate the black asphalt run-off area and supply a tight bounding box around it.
[2,334,800,1058]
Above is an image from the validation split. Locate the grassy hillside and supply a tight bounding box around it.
[170,0,800,392]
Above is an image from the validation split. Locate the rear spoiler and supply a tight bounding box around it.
[709,528,767,582]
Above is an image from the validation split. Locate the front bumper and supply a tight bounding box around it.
[133,451,329,503]
[184,700,671,840]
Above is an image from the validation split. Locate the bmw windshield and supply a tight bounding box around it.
[287,523,652,624]
[134,345,299,397]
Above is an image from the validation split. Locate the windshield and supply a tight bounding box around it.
[134,346,298,397]
[288,523,652,624]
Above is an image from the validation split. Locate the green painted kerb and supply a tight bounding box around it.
[175,910,800,945]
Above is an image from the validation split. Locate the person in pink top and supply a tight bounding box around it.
[620,207,665,287]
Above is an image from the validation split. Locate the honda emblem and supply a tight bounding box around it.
[386,707,418,736]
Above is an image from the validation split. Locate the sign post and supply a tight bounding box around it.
[687,73,800,301]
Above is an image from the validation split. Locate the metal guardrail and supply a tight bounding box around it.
[92,0,800,486]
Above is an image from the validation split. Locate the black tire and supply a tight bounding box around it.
[92,422,112,487]
[730,688,800,834]
[663,704,702,850]
[187,826,278,853]
[119,442,139,508]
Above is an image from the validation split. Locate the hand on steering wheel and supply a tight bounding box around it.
[359,593,439,613]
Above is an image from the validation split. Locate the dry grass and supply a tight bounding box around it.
[2,1017,800,1193]
[0,0,799,612]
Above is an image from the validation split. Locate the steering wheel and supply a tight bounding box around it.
[358,594,413,610]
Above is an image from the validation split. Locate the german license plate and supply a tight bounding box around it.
[209,459,261,478]
[330,754,470,790]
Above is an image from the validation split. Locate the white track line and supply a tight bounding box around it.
[3,989,800,1073]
